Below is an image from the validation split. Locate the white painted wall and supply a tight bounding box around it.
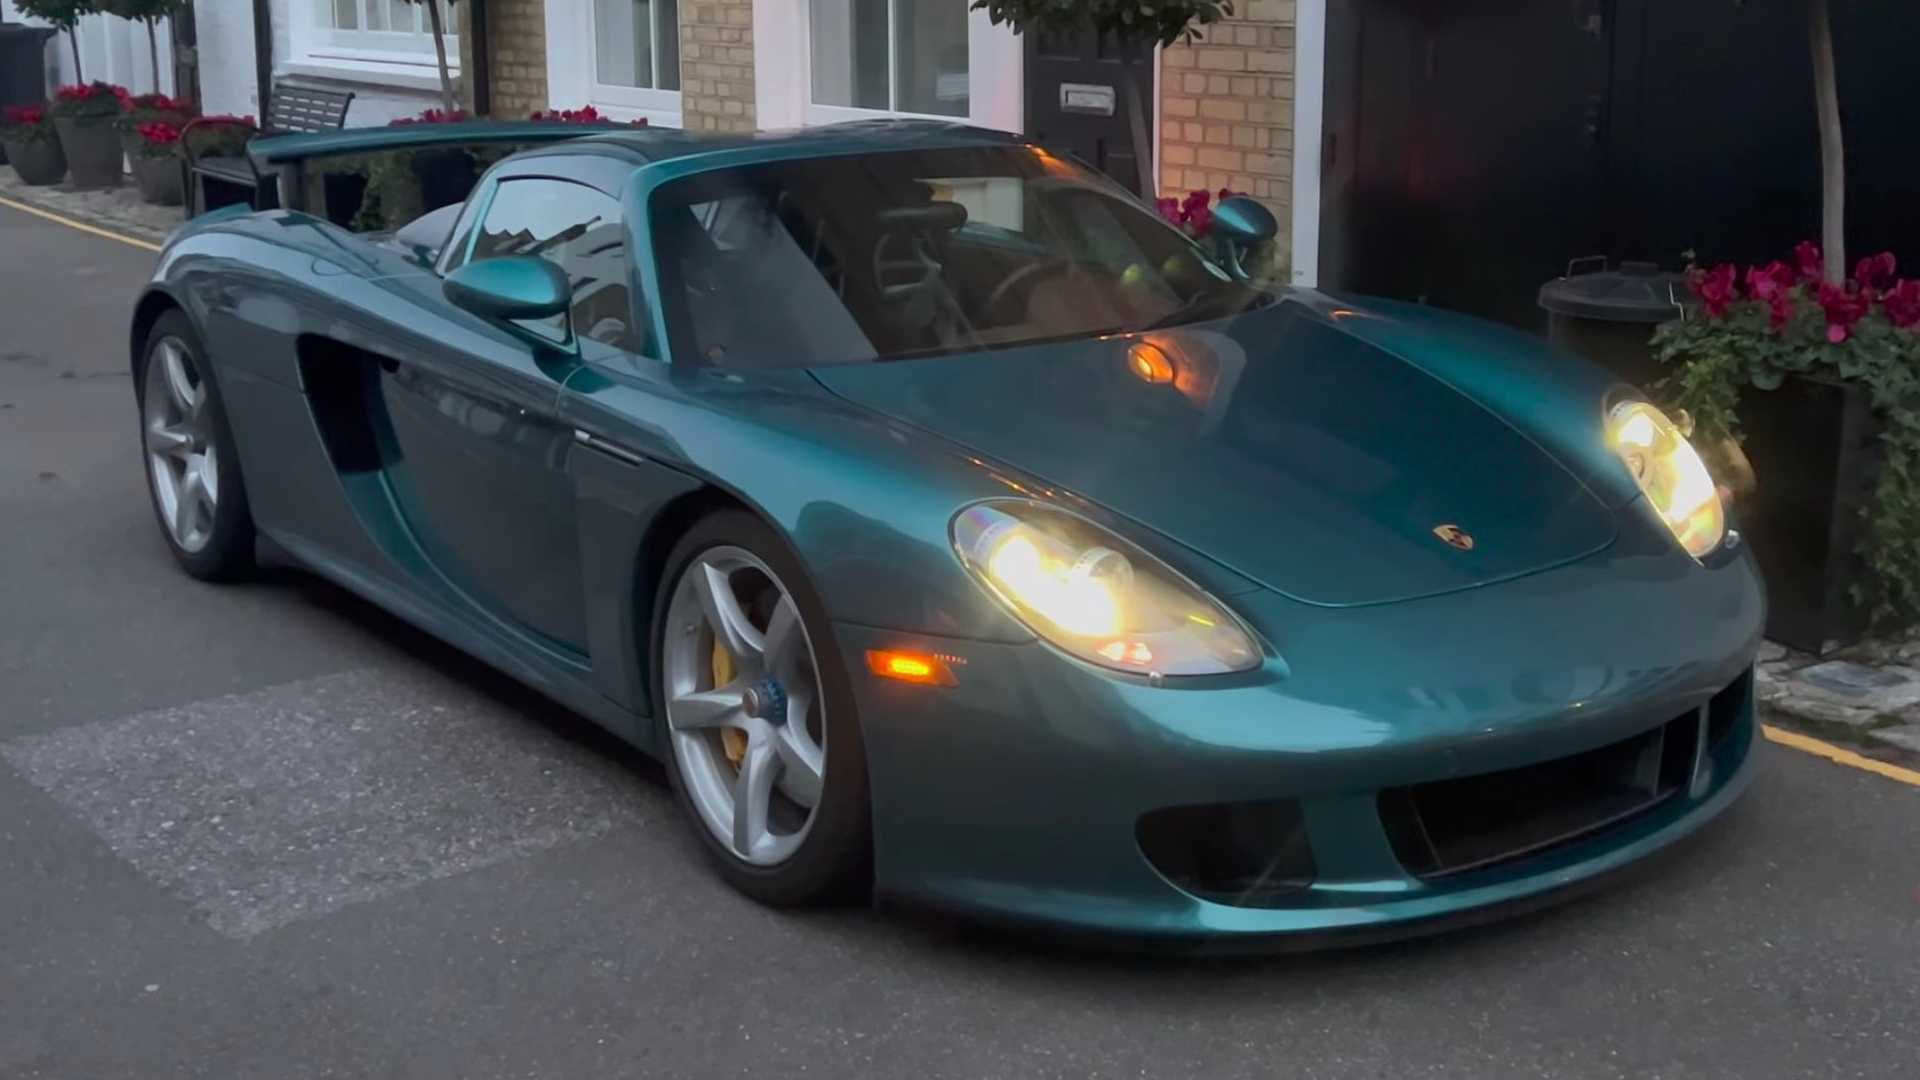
[191,0,445,124]
[2,0,176,98]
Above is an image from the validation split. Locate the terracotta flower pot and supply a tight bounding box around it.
[54,115,124,189]
[1,136,66,186]
[132,154,184,206]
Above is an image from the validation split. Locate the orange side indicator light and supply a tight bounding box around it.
[1128,341,1176,385]
[866,650,959,687]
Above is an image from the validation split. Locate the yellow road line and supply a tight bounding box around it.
[1763,723,1920,788]
[0,194,162,252]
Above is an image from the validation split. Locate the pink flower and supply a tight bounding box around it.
[1817,282,1871,343]
[1795,240,1825,282]
[1746,260,1796,302]
[1186,204,1215,237]
[1155,196,1182,225]
[1855,251,1898,292]
[1767,293,1795,331]
[1884,280,1920,329]
[1216,187,1245,203]
[1690,263,1740,319]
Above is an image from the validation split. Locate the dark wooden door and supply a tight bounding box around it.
[1023,28,1155,196]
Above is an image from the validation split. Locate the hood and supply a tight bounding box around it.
[812,300,1616,608]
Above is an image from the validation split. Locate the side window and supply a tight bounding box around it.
[455,178,637,350]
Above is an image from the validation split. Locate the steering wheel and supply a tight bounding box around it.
[982,257,1077,321]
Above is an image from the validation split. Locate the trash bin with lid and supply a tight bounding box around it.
[0,19,57,166]
[1537,259,1692,391]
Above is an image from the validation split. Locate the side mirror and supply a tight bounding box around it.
[444,255,571,322]
[1211,196,1279,281]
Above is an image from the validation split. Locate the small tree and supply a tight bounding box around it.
[100,0,185,95]
[15,0,95,83]
[971,0,1235,195]
[396,0,459,115]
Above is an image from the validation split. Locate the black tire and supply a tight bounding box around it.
[651,509,873,906]
[134,310,257,581]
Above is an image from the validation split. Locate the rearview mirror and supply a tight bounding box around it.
[1211,196,1279,281]
[444,256,571,322]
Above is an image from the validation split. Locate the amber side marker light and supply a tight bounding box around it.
[866,650,959,687]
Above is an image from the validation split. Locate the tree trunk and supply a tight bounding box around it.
[145,20,161,95]
[1809,0,1845,286]
[424,1,455,114]
[67,27,83,83]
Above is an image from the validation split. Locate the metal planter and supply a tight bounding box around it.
[1,136,66,185]
[54,116,124,189]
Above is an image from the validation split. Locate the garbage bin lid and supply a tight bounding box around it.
[1539,263,1692,323]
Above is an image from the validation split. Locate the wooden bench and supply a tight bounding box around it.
[181,82,356,214]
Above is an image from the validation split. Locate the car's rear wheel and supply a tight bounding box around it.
[653,511,871,906]
[136,311,255,580]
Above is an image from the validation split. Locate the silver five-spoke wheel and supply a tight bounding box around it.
[664,546,829,866]
[142,335,220,554]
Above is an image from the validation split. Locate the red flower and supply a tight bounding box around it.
[55,83,95,102]
[1885,280,1920,330]
[1690,263,1740,319]
[1746,260,1796,302]
[530,105,610,123]
[136,121,181,145]
[1817,282,1871,343]
[2,104,46,126]
[1216,187,1245,203]
[1855,251,1898,292]
[1155,196,1181,225]
[1795,240,1824,282]
[1186,204,1215,237]
[391,107,470,125]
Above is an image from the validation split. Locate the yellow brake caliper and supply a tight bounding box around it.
[713,636,748,767]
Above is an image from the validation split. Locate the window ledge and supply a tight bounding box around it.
[280,56,460,94]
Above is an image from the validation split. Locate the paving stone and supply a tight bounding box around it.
[1767,692,1883,729]
[1791,660,1920,712]
[1757,640,1789,663]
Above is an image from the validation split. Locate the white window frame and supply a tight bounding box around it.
[754,0,1021,132]
[545,0,685,128]
[288,0,460,91]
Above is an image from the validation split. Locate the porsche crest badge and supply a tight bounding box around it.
[1432,524,1475,551]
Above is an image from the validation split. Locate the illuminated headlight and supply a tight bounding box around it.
[952,500,1261,676]
[1606,401,1726,558]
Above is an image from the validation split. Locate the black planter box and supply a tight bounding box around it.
[1735,374,1883,653]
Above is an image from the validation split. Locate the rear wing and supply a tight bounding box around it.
[245,121,625,217]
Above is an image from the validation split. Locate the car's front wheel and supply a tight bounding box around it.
[653,511,872,906]
[136,311,255,580]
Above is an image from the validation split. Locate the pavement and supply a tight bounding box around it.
[2,200,1917,1080]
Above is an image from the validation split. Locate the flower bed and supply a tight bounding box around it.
[1656,243,1920,630]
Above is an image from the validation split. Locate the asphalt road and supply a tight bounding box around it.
[1,201,1916,1080]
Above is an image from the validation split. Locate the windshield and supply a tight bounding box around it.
[649,145,1270,368]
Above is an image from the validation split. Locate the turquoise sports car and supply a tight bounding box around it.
[129,120,1761,946]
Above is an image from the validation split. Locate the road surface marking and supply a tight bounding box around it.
[0,194,162,253]
[1763,723,1920,788]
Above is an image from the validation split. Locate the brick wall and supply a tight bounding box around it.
[681,0,756,133]
[459,0,549,117]
[1158,0,1295,236]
